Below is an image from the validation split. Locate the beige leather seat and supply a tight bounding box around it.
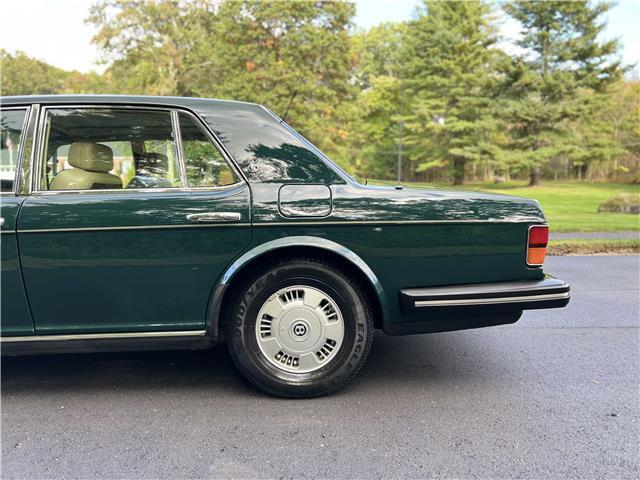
[50,142,122,190]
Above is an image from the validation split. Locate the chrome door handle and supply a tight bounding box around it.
[186,212,242,223]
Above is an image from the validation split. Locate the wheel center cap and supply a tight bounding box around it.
[292,322,308,337]
[291,320,309,340]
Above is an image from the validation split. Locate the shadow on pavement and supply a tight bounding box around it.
[1,330,496,396]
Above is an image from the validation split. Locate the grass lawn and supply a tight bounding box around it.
[371,180,640,232]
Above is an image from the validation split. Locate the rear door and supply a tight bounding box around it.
[1,106,34,336]
[18,105,251,334]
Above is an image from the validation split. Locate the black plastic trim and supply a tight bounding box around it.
[384,311,523,335]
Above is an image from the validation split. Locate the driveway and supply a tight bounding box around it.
[2,256,638,479]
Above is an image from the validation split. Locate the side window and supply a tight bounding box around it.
[42,108,183,191]
[179,112,238,187]
[0,109,27,193]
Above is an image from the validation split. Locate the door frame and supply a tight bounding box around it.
[30,103,250,197]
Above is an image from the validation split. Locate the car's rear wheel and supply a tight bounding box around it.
[226,258,374,397]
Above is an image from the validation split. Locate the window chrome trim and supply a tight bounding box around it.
[31,104,247,194]
[28,180,247,196]
[0,106,31,196]
[0,330,206,343]
[33,102,49,192]
[171,109,188,187]
[20,104,40,196]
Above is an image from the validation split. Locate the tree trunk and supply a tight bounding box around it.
[529,166,541,186]
[452,157,466,185]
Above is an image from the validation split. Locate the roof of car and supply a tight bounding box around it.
[0,94,262,112]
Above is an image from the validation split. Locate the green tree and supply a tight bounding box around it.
[346,22,406,179]
[0,50,67,95]
[213,0,356,165]
[0,49,110,96]
[569,80,640,181]
[89,0,356,166]
[88,0,214,96]
[503,0,623,185]
[401,0,501,185]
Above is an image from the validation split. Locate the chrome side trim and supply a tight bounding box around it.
[15,219,541,233]
[0,330,207,343]
[252,219,546,227]
[414,292,570,307]
[17,222,252,234]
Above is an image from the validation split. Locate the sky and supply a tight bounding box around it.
[0,0,638,73]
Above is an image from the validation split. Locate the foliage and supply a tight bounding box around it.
[345,22,406,178]
[87,0,356,168]
[401,0,501,185]
[0,49,110,96]
[0,0,636,187]
[0,49,68,95]
[501,0,624,185]
[598,193,640,214]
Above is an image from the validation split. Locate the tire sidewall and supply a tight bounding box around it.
[228,260,371,397]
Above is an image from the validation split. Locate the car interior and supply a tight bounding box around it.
[48,142,123,190]
[42,109,181,191]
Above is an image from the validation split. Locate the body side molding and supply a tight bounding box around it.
[1,330,206,342]
[1,330,209,356]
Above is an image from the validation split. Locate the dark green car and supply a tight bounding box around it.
[0,95,570,397]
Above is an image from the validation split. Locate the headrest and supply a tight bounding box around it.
[68,142,114,173]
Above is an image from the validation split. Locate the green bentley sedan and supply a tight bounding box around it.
[0,95,570,397]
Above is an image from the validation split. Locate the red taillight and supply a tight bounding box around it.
[527,225,549,266]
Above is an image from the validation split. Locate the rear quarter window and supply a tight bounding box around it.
[197,104,344,185]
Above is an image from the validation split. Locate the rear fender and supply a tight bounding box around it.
[206,236,389,341]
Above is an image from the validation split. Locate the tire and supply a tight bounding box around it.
[226,258,374,398]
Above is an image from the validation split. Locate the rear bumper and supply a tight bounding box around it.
[385,277,570,335]
[400,277,570,313]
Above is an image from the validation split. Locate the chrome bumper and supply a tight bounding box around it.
[400,277,570,313]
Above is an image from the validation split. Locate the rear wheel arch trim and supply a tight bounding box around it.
[206,236,389,341]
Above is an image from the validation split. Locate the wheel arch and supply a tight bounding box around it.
[206,236,389,342]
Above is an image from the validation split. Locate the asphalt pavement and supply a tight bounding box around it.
[1,255,638,479]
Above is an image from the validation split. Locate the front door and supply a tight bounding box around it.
[18,106,251,334]
[1,107,34,336]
